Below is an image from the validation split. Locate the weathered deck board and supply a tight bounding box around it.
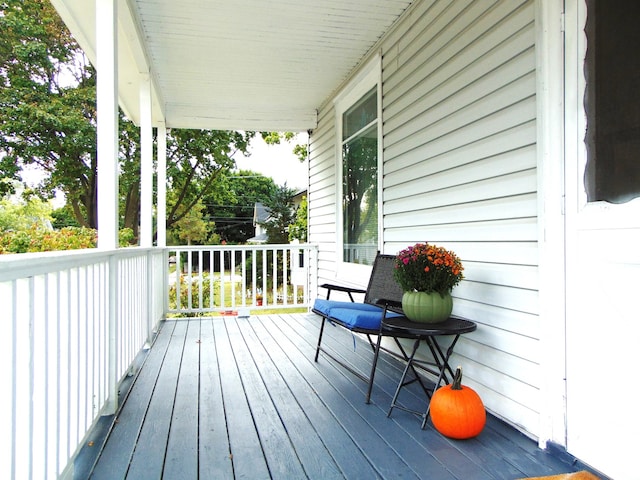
[236,316,344,479]
[82,313,593,479]
[88,319,174,480]
[249,317,380,480]
[198,319,234,479]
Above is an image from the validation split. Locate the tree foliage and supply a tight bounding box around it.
[165,129,254,234]
[288,195,307,242]
[206,170,277,244]
[168,197,218,246]
[0,181,53,232]
[0,224,97,254]
[261,184,298,244]
[0,0,97,213]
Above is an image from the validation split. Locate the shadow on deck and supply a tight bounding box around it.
[76,313,594,479]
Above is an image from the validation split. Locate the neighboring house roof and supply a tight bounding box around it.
[253,202,271,226]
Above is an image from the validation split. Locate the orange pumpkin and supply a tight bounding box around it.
[430,366,485,439]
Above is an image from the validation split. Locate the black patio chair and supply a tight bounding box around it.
[312,253,423,403]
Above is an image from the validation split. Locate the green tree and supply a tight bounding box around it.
[165,129,253,237]
[343,136,378,249]
[0,0,97,217]
[51,205,81,229]
[0,181,53,232]
[261,184,298,244]
[288,195,307,242]
[205,170,277,244]
[168,198,217,245]
[119,115,142,236]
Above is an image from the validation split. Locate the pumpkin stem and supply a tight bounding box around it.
[451,366,463,390]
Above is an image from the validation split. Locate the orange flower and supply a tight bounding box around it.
[394,242,464,295]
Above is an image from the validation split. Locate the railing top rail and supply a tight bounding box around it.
[167,244,317,251]
[1,244,317,282]
[0,246,162,281]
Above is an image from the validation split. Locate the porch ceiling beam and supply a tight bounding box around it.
[163,107,319,132]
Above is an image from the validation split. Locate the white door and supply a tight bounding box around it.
[564,2,640,478]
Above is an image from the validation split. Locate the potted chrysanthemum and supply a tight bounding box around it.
[393,242,464,323]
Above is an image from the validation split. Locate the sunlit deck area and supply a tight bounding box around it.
[77,313,591,480]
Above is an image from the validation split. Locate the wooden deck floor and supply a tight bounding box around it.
[77,313,592,479]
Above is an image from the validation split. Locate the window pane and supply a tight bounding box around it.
[342,123,378,265]
[343,88,377,141]
[585,0,640,203]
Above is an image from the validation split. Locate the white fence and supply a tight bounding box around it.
[0,248,165,480]
[0,243,317,479]
[168,244,318,315]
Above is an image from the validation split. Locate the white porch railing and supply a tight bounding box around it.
[0,243,317,479]
[0,248,165,480]
[167,244,318,315]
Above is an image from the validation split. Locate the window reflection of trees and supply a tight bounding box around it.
[342,127,377,265]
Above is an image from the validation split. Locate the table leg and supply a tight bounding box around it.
[420,334,461,429]
[387,338,421,417]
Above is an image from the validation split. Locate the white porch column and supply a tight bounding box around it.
[140,74,153,247]
[156,123,167,247]
[96,0,119,250]
[535,0,566,450]
[95,0,119,417]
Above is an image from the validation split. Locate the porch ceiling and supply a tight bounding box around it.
[51,0,415,131]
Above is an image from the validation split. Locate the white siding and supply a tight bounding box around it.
[308,0,540,436]
[308,104,342,284]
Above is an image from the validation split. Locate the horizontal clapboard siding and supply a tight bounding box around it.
[381,0,538,435]
[308,104,341,278]
[308,0,540,437]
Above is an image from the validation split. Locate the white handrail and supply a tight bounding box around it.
[0,243,316,479]
[0,247,165,479]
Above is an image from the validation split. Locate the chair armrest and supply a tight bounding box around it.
[319,283,367,301]
[370,297,403,310]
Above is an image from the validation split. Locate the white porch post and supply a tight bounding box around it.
[157,123,167,247]
[96,0,119,250]
[140,74,153,247]
[96,0,119,415]
[535,0,566,450]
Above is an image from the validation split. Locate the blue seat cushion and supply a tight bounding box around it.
[312,298,382,316]
[325,307,402,330]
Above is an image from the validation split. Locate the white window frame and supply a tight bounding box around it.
[565,0,640,229]
[333,55,383,282]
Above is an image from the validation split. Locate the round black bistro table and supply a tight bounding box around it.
[380,316,477,429]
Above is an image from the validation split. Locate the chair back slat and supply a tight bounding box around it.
[363,253,404,313]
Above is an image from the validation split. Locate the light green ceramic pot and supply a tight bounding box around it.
[401,291,453,323]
